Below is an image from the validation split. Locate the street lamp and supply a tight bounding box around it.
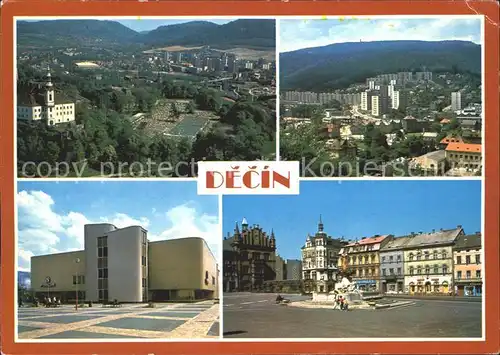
[75,258,81,311]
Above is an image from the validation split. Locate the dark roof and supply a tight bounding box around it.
[404,227,463,248]
[453,233,481,250]
[17,83,73,107]
[380,235,414,251]
[223,237,235,251]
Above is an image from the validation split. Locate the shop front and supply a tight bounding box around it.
[406,276,452,295]
[455,281,482,296]
[355,279,377,292]
[381,276,404,293]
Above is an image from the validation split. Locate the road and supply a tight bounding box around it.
[223,293,482,338]
[351,105,382,124]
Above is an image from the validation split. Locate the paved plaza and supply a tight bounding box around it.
[18,301,219,339]
[223,293,482,338]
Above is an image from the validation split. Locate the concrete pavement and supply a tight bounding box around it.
[223,292,481,338]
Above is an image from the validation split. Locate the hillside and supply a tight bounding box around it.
[17,19,276,49]
[17,20,141,47]
[280,40,481,91]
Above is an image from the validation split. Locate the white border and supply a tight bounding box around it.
[13,14,486,343]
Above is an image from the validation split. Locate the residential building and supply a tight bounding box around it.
[445,143,482,172]
[453,233,482,296]
[338,235,393,292]
[31,223,218,302]
[391,90,409,110]
[301,217,348,293]
[403,227,464,294]
[275,255,286,281]
[286,259,302,280]
[371,86,390,117]
[451,92,462,111]
[222,219,276,292]
[360,90,375,111]
[379,236,414,293]
[409,150,447,175]
[17,70,75,126]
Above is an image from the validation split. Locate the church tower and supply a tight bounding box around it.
[45,68,55,107]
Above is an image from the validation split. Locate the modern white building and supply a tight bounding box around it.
[451,91,462,112]
[17,69,75,126]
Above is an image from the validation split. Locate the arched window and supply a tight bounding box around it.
[409,253,414,261]
[433,264,439,274]
[441,250,447,259]
[442,264,448,275]
[417,266,422,274]
[433,250,438,259]
[424,251,430,260]
[416,251,422,260]
[425,266,430,275]
[409,266,414,275]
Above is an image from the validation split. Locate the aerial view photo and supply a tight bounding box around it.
[222,180,482,338]
[279,17,482,177]
[16,18,277,178]
[17,181,220,340]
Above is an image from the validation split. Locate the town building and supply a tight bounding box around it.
[445,143,482,172]
[301,217,348,293]
[403,227,464,294]
[275,255,286,281]
[451,92,462,112]
[31,223,218,303]
[222,219,276,292]
[338,235,392,292]
[285,259,302,280]
[453,233,482,296]
[360,90,375,111]
[379,236,414,293]
[17,70,75,126]
[409,150,447,175]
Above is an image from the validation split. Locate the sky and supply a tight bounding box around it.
[116,19,232,32]
[17,181,219,272]
[280,17,482,52]
[223,180,482,260]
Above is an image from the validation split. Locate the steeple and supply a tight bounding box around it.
[271,228,275,239]
[234,221,240,234]
[45,66,54,107]
[241,217,248,231]
[318,214,324,233]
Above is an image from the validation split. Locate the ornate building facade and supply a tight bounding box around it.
[453,232,482,296]
[223,218,276,292]
[338,235,393,292]
[403,227,464,294]
[301,217,348,293]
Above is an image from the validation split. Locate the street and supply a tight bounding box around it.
[223,293,481,338]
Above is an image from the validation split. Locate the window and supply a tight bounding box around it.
[382,269,386,276]
[465,255,471,265]
[475,255,481,264]
[205,271,209,280]
[142,256,146,266]
[397,255,401,262]
[442,250,447,259]
[424,251,429,260]
[457,256,462,264]
[389,255,394,262]
[409,253,414,261]
[442,264,448,275]
[425,266,430,275]
[97,236,108,302]
[142,278,147,287]
[417,267,422,274]
[434,265,439,274]
[397,268,401,275]
[212,276,216,285]
[389,268,394,275]
[476,270,481,278]
[409,266,414,275]
[381,256,386,263]
[433,250,438,259]
[457,271,462,279]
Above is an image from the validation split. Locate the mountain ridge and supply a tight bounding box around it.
[280,40,481,91]
[17,19,276,49]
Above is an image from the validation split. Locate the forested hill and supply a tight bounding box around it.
[17,19,276,49]
[280,40,481,91]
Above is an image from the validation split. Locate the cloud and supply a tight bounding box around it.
[280,18,482,52]
[150,203,220,261]
[17,191,220,271]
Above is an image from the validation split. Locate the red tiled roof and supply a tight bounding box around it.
[440,136,464,145]
[346,234,390,246]
[445,143,482,153]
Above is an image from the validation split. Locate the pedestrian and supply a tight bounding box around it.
[336,296,343,310]
[343,298,349,311]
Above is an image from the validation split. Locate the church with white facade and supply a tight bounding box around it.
[17,69,75,126]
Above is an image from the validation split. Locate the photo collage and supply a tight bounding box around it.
[14,16,484,342]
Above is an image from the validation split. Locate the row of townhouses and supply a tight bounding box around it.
[223,218,482,297]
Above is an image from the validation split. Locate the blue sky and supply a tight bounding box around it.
[223,180,482,260]
[17,181,219,271]
[116,19,231,32]
[280,17,482,52]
